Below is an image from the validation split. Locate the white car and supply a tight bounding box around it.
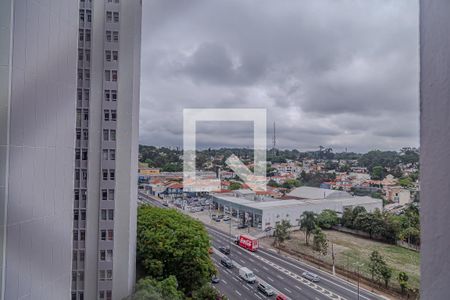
[302,271,320,282]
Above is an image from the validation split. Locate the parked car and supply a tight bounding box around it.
[276,293,287,300]
[237,223,248,229]
[302,271,320,282]
[211,275,220,284]
[220,257,234,269]
[219,246,230,255]
[223,216,231,221]
[215,218,221,222]
[257,282,275,296]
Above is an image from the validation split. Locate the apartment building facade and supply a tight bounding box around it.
[72,0,141,299]
[0,0,78,299]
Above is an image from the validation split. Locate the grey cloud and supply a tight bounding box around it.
[139,0,419,153]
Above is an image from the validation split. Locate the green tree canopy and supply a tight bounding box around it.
[312,228,328,256]
[299,211,317,245]
[273,220,291,247]
[317,209,339,229]
[137,206,216,294]
[126,276,183,300]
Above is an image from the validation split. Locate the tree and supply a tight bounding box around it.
[299,211,317,245]
[397,272,409,294]
[229,182,242,190]
[341,207,354,228]
[368,251,392,287]
[317,209,339,229]
[137,206,216,294]
[273,220,291,247]
[192,285,228,300]
[353,209,384,239]
[368,251,384,281]
[127,276,183,300]
[312,228,328,256]
[398,177,413,188]
[371,165,385,180]
[379,264,392,288]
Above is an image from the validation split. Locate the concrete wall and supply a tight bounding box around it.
[420,1,450,298]
[0,0,78,299]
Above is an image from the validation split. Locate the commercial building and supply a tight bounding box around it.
[212,189,382,230]
[72,1,141,299]
[0,0,78,299]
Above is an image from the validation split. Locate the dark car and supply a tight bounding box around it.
[257,282,275,296]
[211,275,220,284]
[215,218,221,222]
[219,246,230,255]
[237,223,247,229]
[220,257,234,269]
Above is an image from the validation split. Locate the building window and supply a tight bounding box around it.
[76,129,81,140]
[75,149,81,160]
[83,129,88,140]
[107,250,113,261]
[82,150,88,160]
[105,70,110,81]
[101,209,107,220]
[99,270,106,281]
[85,30,91,42]
[86,10,91,22]
[79,29,84,41]
[101,230,107,240]
[103,149,108,160]
[100,250,106,261]
[104,90,110,101]
[110,150,115,160]
[104,110,110,121]
[107,230,114,240]
[107,270,113,281]
[84,89,89,101]
[74,210,79,221]
[113,31,119,42]
[112,70,117,81]
[78,49,83,61]
[73,230,78,241]
[79,9,85,22]
[111,90,117,101]
[85,50,90,62]
[111,110,117,121]
[110,130,116,141]
[108,209,114,220]
[84,69,90,81]
[82,169,87,180]
[80,230,85,241]
[103,129,109,141]
[112,51,118,61]
[106,31,112,42]
[113,12,119,22]
[78,69,83,80]
[102,189,108,200]
[81,189,87,201]
[106,291,112,300]
[75,169,80,180]
[75,190,80,201]
[81,210,86,221]
[77,89,82,101]
[105,50,111,62]
[83,109,89,121]
[106,11,112,22]
[102,169,108,180]
[109,170,115,180]
[108,189,114,200]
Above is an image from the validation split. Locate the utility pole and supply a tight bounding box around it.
[272,122,276,157]
[331,242,336,276]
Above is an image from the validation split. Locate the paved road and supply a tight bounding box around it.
[137,192,386,300]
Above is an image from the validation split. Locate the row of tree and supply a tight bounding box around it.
[341,205,420,245]
[134,205,227,299]
[272,211,412,292]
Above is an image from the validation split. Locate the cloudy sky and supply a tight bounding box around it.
[139,0,418,153]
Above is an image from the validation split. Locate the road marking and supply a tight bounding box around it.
[284,287,292,294]
[262,266,269,271]
[267,276,274,282]
[254,293,263,300]
[254,268,259,272]
[277,275,284,280]
[222,279,227,284]
[295,285,302,290]
[249,258,255,262]
[232,277,238,282]
[235,290,242,296]
[243,285,250,291]
[239,259,245,264]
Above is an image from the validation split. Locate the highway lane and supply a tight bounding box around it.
[207,224,384,300]
[210,228,331,300]
[137,193,385,300]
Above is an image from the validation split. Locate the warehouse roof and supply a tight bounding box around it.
[287,186,351,199]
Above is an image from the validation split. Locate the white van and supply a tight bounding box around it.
[239,267,256,283]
